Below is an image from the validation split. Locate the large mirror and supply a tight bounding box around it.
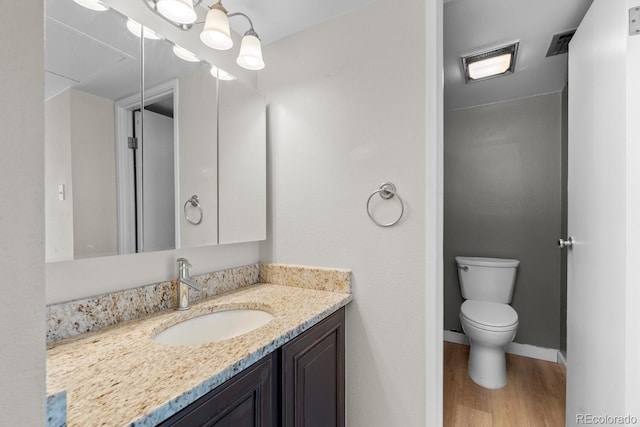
[44,0,265,263]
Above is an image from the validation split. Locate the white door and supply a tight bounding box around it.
[134,110,175,252]
[566,0,640,424]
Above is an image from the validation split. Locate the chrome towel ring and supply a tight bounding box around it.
[366,182,405,227]
[184,195,203,225]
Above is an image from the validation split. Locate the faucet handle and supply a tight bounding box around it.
[177,258,192,269]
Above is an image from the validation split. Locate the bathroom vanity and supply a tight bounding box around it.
[159,308,344,426]
[46,281,350,426]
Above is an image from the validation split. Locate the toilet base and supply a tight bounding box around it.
[467,340,508,389]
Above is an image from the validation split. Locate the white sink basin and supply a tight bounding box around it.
[154,309,274,346]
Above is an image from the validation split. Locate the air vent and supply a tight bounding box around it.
[546,29,576,57]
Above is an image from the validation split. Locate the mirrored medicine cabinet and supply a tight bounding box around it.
[44,0,266,263]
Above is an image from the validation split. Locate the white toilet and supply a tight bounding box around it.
[456,256,520,389]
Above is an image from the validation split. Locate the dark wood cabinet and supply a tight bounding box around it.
[281,308,345,427]
[158,307,345,427]
[158,354,277,427]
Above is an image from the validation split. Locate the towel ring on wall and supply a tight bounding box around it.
[184,195,203,225]
[366,182,405,227]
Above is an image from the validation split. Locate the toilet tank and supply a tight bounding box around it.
[456,256,520,303]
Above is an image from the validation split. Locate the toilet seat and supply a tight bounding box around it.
[460,300,518,331]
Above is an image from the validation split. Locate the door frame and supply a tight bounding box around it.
[114,80,179,255]
[427,0,444,425]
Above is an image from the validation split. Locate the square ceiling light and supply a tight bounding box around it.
[461,42,519,84]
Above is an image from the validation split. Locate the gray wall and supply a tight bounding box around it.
[444,93,563,349]
[0,0,46,423]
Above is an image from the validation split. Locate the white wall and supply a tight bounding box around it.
[258,0,442,424]
[70,89,119,258]
[0,0,46,423]
[45,90,74,261]
[45,88,119,260]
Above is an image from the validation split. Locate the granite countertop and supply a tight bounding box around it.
[47,283,352,427]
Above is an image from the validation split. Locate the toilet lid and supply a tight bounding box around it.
[460,300,518,328]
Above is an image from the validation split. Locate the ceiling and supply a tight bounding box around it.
[201,0,375,46]
[45,0,374,101]
[45,0,203,101]
[214,0,594,110]
[444,0,593,111]
[48,0,596,111]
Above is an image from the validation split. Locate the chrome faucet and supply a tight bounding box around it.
[175,258,207,311]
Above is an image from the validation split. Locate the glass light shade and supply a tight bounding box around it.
[156,0,197,25]
[236,35,265,70]
[73,0,108,11]
[468,54,512,80]
[210,65,236,81]
[126,19,161,40]
[200,7,233,50]
[173,45,200,62]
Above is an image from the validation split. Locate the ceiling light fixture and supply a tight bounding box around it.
[461,42,519,84]
[144,0,265,70]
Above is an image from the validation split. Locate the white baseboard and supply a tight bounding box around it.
[444,330,559,363]
[444,330,469,345]
[557,350,567,374]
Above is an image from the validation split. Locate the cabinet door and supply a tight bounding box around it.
[217,79,266,245]
[177,66,218,249]
[159,354,276,427]
[281,308,345,427]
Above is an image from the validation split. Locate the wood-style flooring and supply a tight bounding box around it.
[444,342,566,427]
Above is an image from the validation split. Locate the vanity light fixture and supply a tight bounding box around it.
[173,44,200,62]
[72,0,108,11]
[462,42,519,83]
[126,19,162,40]
[144,0,266,70]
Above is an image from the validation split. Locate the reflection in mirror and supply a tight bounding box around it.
[44,0,203,261]
[45,0,266,266]
[45,0,139,262]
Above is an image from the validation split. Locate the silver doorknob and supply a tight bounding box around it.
[558,237,574,249]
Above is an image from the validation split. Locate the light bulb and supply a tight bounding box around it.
[468,54,512,80]
[156,0,197,25]
[236,34,265,71]
[172,45,200,62]
[200,5,233,50]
